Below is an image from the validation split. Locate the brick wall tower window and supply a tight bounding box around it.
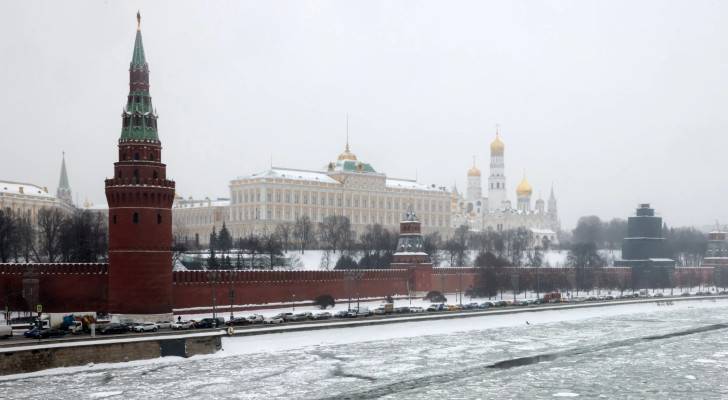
[133,212,139,224]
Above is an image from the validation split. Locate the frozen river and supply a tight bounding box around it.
[2,299,728,399]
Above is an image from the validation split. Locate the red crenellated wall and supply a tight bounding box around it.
[1,264,723,314]
[171,269,411,309]
[0,263,108,312]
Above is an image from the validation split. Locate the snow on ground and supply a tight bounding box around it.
[182,249,619,270]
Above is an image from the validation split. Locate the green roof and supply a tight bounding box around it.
[131,30,146,68]
[120,24,159,142]
[338,160,376,173]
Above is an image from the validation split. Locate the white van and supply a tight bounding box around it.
[0,324,12,339]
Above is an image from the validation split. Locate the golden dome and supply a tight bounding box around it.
[516,176,532,197]
[467,158,481,177]
[490,132,504,155]
[337,143,358,161]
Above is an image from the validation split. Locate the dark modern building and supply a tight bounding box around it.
[616,204,675,287]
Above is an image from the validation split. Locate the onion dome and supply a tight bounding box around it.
[467,159,481,177]
[337,142,358,161]
[490,132,504,156]
[516,176,532,197]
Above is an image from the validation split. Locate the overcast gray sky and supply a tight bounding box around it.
[2,1,727,229]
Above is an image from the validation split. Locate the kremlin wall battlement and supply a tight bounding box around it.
[1,263,721,315]
[0,263,108,312]
[172,269,411,310]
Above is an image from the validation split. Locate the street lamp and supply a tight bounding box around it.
[229,287,235,321]
[208,271,218,321]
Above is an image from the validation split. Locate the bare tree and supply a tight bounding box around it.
[261,230,283,269]
[37,207,65,262]
[12,214,35,262]
[0,208,16,262]
[275,223,292,253]
[319,216,352,254]
[293,216,314,253]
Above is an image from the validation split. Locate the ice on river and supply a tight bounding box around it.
[2,299,728,399]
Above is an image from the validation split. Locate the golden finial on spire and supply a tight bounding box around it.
[136,11,141,30]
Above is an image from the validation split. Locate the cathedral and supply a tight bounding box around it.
[451,130,560,245]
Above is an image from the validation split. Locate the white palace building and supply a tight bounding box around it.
[173,142,452,245]
[173,132,561,247]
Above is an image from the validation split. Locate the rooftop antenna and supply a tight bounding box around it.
[346,113,350,151]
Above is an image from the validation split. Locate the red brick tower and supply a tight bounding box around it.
[105,13,175,316]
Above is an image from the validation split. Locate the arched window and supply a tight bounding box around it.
[133,212,139,224]
[134,152,140,160]
[133,169,139,184]
[113,215,117,224]
[153,170,158,179]
[157,213,162,224]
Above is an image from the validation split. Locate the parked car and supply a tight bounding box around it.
[287,313,310,322]
[24,328,67,339]
[654,293,665,298]
[226,317,249,327]
[264,316,284,324]
[172,320,195,330]
[0,325,12,339]
[333,310,349,318]
[246,314,265,324]
[374,306,388,315]
[345,310,359,318]
[409,306,425,313]
[119,321,136,332]
[394,306,410,314]
[156,321,173,329]
[313,312,332,320]
[680,292,691,297]
[196,317,225,329]
[447,304,462,311]
[133,322,159,333]
[478,302,491,309]
[98,323,129,335]
[299,312,314,320]
[356,307,373,317]
[276,313,295,322]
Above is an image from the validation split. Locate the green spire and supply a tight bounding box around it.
[57,152,72,205]
[58,152,70,189]
[131,12,146,68]
[120,12,159,142]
